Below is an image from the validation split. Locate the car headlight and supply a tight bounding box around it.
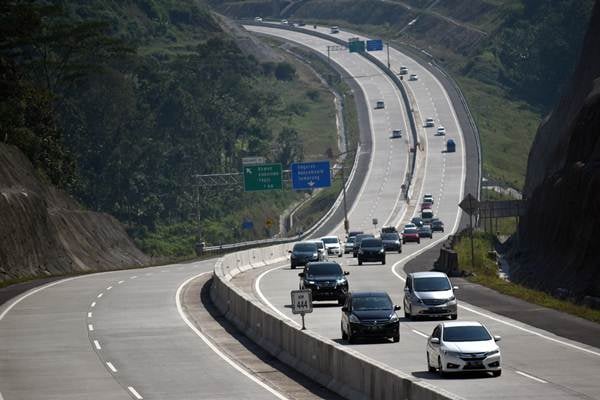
[349,314,360,323]
[379,248,385,253]
[306,280,315,285]
[389,313,399,322]
[358,250,363,254]
[444,350,460,357]
[395,241,400,244]
[413,296,424,304]
[448,296,456,302]
[291,254,296,259]
[487,349,500,356]
[336,278,347,284]
[312,253,318,258]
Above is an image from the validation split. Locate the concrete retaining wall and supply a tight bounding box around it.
[210,245,463,400]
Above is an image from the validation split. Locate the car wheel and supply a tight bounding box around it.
[382,258,386,265]
[338,254,342,258]
[402,240,406,244]
[399,249,402,254]
[358,260,363,266]
[417,239,421,244]
[404,308,411,318]
[338,297,345,306]
[438,356,447,377]
[291,264,296,269]
[492,370,502,377]
[341,324,347,340]
[393,330,400,343]
[451,313,458,320]
[348,330,355,344]
[427,353,436,373]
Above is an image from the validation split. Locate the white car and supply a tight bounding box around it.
[254,17,263,22]
[423,194,434,204]
[320,236,343,257]
[305,239,327,260]
[426,321,502,377]
[343,237,355,254]
[399,66,408,75]
[281,19,289,25]
[425,117,435,127]
[436,126,446,136]
[403,223,417,230]
[330,26,339,34]
[409,74,418,81]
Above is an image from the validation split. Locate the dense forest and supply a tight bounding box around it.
[0,1,307,255]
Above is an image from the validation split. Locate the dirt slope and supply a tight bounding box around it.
[0,144,150,283]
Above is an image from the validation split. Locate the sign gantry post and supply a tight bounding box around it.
[459,193,480,271]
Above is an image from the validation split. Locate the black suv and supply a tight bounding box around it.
[299,262,349,305]
[341,292,400,343]
[358,238,386,265]
[289,242,319,269]
[352,233,374,257]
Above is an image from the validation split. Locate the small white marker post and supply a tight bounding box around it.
[291,289,313,330]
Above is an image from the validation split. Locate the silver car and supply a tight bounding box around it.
[426,321,502,376]
[403,271,458,320]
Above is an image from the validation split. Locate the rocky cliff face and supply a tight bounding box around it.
[514,1,600,298]
[0,144,150,284]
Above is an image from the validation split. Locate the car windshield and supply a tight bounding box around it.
[321,237,338,244]
[414,277,451,291]
[352,295,392,311]
[307,264,342,276]
[346,237,355,244]
[381,233,399,240]
[294,243,317,252]
[404,228,418,234]
[361,239,381,247]
[443,326,491,342]
[310,241,324,249]
[419,226,431,232]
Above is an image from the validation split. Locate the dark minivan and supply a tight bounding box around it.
[341,292,400,343]
[299,262,349,305]
[358,238,386,265]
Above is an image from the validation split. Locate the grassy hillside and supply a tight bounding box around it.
[1,1,340,257]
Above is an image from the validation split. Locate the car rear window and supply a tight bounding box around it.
[443,326,491,342]
[306,263,342,276]
[404,228,418,234]
[361,239,382,247]
[381,233,399,240]
[352,295,392,311]
[321,237,338,244]
[294,243,317,251]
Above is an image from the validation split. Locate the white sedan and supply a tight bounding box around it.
[426,321,502,377]
[436,126,446,136]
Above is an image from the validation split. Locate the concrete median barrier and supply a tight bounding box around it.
[210,244,463,400]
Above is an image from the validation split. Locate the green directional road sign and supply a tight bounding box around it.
[243,163,283,191]
[348,40,365,53]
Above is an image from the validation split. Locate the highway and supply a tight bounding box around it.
[0,261,287,400]
[241,25,600,400]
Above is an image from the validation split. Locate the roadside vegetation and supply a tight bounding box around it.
[454,232,600,323]
[1,1,344,257]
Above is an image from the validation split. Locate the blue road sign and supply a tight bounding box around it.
[366,39,383,51]
[242,219,254,230]
[291,161,331,190]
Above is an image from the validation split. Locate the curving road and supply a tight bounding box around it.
[242,25,600,400]
[0,262,286,400]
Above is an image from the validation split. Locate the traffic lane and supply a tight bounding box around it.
[0,272,132,400]
[92,265,282,400]
[247,26,410,236]
[253,253,600,399]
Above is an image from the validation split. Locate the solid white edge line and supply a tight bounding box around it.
[106,361,118,373]
[255,265,300,327]
[515,370,548,384]
[0,391,4,400]
[127,386,143,399]
[412,329,429,338]
[176,272,290,400]
[0,275,85,321]
[94,340,101,350]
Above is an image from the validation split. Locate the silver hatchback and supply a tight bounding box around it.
[403,271,458,320]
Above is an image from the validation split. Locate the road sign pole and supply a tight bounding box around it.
[301,312,306,330]
[469,196,475,271]
[341,165,349,236]
[387,42,390,69]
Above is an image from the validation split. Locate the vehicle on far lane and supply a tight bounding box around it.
[357,238,386,265]
[330,26,339,33]
[381,226,398,234]
[402,227,420,244]
[431,218,445,232]
[343,237,355,254]
[411,217,424,227]
[305,239,327,260]
[392,129,402,138]
[446,139,456,152]
[299,261,349,305]
[352,233,374,257]
[409,74,418,81]
[254,17,263,22]
[321,235,343,257]
[421,202,433,211]
[347,230,363,239]
[423,194,434,204]
[381,232,402,253]
[281,19,289,25]
[436,126,446,136]
[425,117,435,127]
[341,291,401,343]
[426,321,502,377]
[422,208,434,223]
[418,224,433,238]
[289,242,320,269]
[375,100,385,109]
[399,66,408,75]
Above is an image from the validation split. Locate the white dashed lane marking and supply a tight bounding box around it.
[516,371,548,384]
[128,386,143,399]
[118,280,124,284]
[88,324,94,332]
[90,302,96,308]
[97,293,103,298]
[106,362,118,373]
[93,340,101,350]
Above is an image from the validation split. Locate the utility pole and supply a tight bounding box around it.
[387,42,391,69]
